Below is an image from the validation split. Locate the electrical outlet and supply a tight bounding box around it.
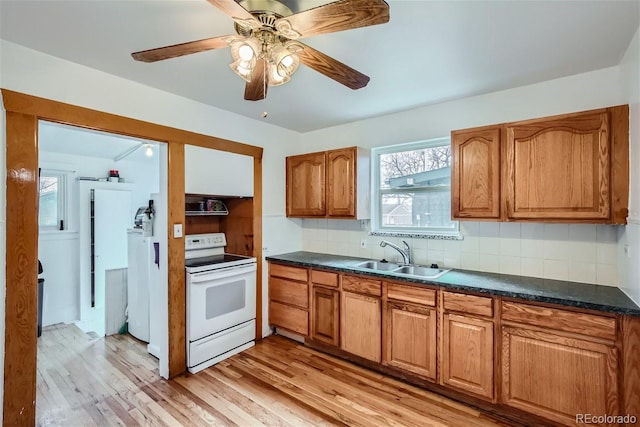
[360,239,367,249]
[173,223,183,238]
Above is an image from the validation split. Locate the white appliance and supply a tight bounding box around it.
[185,233,257,374]
[127,230,152,343]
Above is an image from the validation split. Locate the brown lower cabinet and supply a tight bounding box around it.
[267,262,639,427]
[268,264,309,335]
[502,325,618,425]
[383,283,437,380]
[311,286,340,346]
[440,291,495,400]
[341,291,381,362]
[383,300,437,380]
[441,313,494,399]
[501,300,620,425]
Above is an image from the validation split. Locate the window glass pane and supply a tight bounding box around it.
[373,139,457,235]
[39,176,59,227]
[381,191,455,229]
[380,145,451,190]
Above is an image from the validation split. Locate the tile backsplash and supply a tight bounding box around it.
[301,219,621,286]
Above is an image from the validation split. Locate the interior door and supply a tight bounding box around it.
[91,188,132,336]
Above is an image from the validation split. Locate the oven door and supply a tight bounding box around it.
[186,263,257,342]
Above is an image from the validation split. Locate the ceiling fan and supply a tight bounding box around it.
[131,0,390,101]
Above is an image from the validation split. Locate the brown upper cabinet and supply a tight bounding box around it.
[452,126,502,219]
[286,147,370,219]
[451,105,629,224]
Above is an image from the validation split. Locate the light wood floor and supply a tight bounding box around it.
[37,324,515,426]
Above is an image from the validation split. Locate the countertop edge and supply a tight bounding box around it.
[266,253,640,317]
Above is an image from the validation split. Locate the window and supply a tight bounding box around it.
[371,138,458,236]
[39,170,67,230]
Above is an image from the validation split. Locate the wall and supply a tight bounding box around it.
[302,220,620,285]
[618,27,640,305]
[298,66,630,288]
[38,233,79,326]
[0,83,5,424]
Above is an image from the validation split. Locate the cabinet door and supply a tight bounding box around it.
[451,126,501,219]
[441,314,494,399]
[184,145,254,196]
[383,301,436,380]
[311,286,339,346]
[504,110,610,221]
[286,152,326,217]
[501,326,618,424]
[326,148,356,217]
[341,291,381,362]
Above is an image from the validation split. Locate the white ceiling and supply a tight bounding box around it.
[39,121,160,162]
[2,0,639,133]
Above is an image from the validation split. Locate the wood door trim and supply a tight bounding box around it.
[3,112,39,425]
[2,89,263,424]
[167,141,186,377]
[1,89,263,158]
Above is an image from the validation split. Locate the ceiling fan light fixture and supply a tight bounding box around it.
[268,43,300,83]
[267,63,291,86]
[131,0,390,101]
[230,60,253,81]
[229,38,260,81]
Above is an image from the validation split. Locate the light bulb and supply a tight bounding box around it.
[238,44,254,61]
[281,55,294,68]
[145,145,153,157]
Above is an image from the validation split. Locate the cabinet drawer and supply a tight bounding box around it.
[270,277,308,309]
[342,275,382,296]
[269,301,308,336]
[501,301,616,341]
[443,291,493,317]
[387,283,436,307]
[311,269,339,288]
[270,263,308,282]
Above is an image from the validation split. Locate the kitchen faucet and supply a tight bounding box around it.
[380,240,411,265]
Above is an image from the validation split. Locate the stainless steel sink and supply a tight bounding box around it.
[392,265,450,279]
[354,260,400,271]
[354,260,450,279]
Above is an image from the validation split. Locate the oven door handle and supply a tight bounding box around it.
[189,264,257,283]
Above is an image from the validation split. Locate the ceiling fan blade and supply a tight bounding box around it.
[132,36,230,62]
[206,0,257,22]
[275,0,389,39]
[244,58,267,101]
[297,43,370,90]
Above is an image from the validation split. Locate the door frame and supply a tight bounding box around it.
[1,89,264,425]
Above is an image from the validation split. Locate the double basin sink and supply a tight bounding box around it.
[354,260,450,279]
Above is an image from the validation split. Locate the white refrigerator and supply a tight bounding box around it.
[127,230,151,343]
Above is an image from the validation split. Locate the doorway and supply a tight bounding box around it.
[37,121,166,341]
[2,89,263,425]
[35,121,169,422]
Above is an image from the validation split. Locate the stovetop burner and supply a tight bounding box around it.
[185,254,253,268]
[184,233,256,273]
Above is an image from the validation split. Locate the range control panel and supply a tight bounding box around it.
[185,233,227,251]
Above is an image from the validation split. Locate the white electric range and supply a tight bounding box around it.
[185,233,257,374]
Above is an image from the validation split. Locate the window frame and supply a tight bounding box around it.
[38,169,68,231]
[371,137,459,238]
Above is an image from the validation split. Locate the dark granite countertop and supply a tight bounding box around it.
[266,251,640,317]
